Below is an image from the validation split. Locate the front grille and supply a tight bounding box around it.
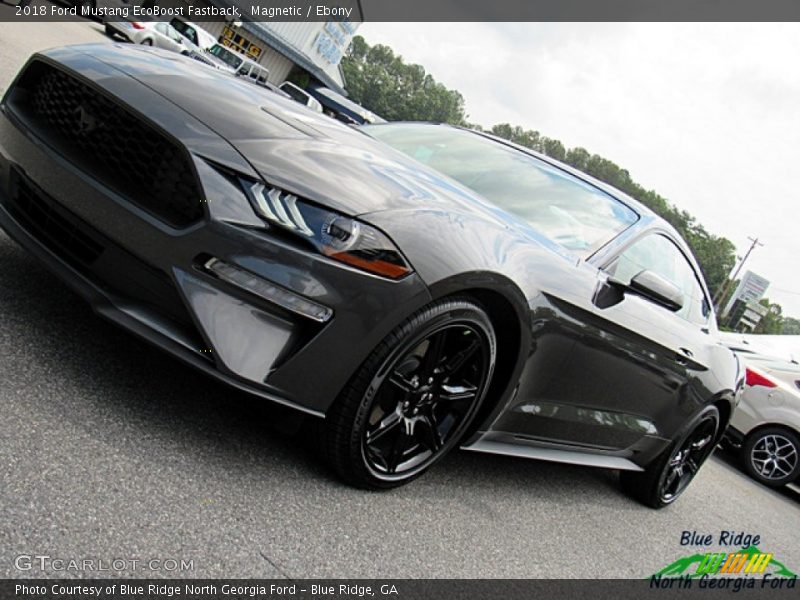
[7,61,204,228]
[9,173,104,267]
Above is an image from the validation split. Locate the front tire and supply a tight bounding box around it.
[741,427,800,488]
[323,297,496,489]
[621,405,719,508]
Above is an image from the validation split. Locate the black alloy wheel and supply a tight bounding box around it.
[657,412,718,503]
[323,297,496,489]
[621,405,719,508]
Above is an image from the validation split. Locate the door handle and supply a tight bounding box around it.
[675,347,693,366]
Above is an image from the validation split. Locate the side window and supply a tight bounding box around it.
[185,27,198,46]
[606,234,710,324]
[172,20,199,45]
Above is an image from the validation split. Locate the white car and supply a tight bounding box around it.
[105,20,186,54]
[725,352,800,487]
[279,82,324,113]
[170,18,217,51]
[204,44,272,85]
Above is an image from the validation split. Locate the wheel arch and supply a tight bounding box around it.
[742,421,800,443]
[424,271,532,439]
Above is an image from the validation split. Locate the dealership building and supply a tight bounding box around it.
[154,0,362,94]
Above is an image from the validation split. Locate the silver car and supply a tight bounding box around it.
[105,20,186,54]
[725,352,800,487]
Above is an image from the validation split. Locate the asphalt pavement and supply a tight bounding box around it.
[0,16,797,579]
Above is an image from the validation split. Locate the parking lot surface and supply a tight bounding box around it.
[0,17,797,579]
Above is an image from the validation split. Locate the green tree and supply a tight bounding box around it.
[756,298,784,334]
[341,36,467,124]
[781,317,800,335]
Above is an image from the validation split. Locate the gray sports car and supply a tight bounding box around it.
[0,44,743,507]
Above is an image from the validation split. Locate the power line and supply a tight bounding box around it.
[770,287,800,297]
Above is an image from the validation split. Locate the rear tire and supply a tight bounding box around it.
[741,427,800,488]
[621,405,719,509]
[322,297,496,489]
[141,39,153,47]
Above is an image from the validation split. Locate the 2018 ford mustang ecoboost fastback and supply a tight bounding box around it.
[0,44,742,507]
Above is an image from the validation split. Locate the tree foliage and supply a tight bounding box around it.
[342,36,467,124]
[756,298,784,335]
[781,317,800,335]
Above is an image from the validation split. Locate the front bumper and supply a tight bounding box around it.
[0,76,431,417]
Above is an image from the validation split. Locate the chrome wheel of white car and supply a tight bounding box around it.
[742,427,800,488]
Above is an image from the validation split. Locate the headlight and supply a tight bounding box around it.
[243,181,412,280]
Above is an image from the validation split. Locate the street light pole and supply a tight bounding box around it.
[713,236,764,314]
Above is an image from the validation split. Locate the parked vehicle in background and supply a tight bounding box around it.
[208,44,269,83]
[725,352,800,488]
[205,43,273,88]
[178,38,218,69]
[203,43,241,72]
[170,18,217,50]
[279,82,324,113]
[105,20,186,53]
[308,84,386,124]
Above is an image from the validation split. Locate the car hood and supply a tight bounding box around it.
[69,44,509,223]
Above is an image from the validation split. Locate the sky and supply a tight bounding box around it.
[358,23,800,319]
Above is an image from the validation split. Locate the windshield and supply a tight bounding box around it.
[208,45,242,69]
[363,124,638,254]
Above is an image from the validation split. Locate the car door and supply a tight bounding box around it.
[502,231,712,451]
[567,231,713,447]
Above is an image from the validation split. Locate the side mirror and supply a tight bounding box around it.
[595,270,684,312]
[627,270,684,312]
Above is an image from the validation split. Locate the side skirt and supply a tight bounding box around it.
[463,438,645,472]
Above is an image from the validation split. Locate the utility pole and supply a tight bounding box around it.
[713,236,764,314]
